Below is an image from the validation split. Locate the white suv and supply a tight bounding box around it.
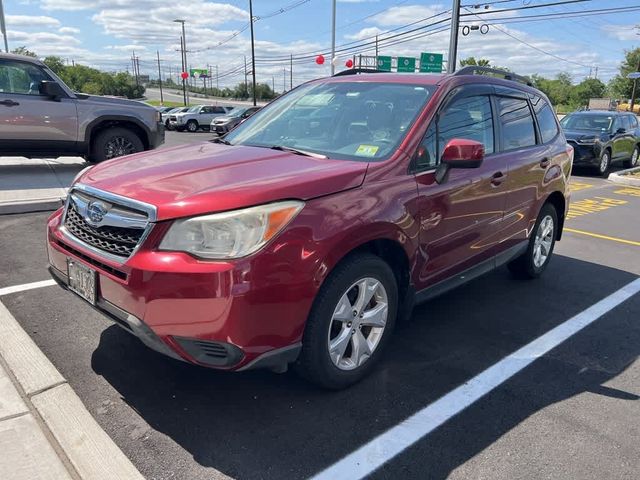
[169,105,232,132]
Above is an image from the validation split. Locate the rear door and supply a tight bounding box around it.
[414,88,509,286]
[0,58,78,153]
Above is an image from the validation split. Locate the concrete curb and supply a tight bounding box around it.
[0,198,62,215]
[608,166,640,186]
[0,300,144,479]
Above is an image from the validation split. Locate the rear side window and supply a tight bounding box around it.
[497,96,536,150]
[530,95,559,143]
[622,115,633,130]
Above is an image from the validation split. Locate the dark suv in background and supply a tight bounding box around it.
[560,110,640,176]
[0,52,164,162]
[47,66,572,389]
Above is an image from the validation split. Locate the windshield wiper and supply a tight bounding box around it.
[268,145,327,159]
[210,137,231,145]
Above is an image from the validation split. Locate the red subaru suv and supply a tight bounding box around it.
[47,67,572,389]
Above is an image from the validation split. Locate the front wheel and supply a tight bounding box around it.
[623,146,639,169]
[596,149,611,177]
[89,127,143,162]
[508,203,558,279]
[295,254,398,389]
[186,120,199,132]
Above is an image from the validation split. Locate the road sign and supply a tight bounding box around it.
[190,68,209,78]
[397,56,416,73]
[377,56,391,72]
[420,52,443,73]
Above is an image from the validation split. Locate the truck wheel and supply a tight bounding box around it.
[186,120,199,132]
[508,203,557,279]
[294,253,398,389]
[623,146,639,169]
[90,127,143,162]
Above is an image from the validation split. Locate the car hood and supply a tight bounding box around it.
[213,116,235,123]
[563,129,606,142]
[80,142,368,221]
[76,94,151,109]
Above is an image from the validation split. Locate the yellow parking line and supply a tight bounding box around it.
[564,228,640,247]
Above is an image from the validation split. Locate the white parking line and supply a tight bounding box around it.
[0,280,57,297]
[311,277,640,480]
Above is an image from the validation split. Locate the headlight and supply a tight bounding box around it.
[159,200,304,259]
[576,136,597,145]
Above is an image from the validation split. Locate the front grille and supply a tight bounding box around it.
[65,204,142,256]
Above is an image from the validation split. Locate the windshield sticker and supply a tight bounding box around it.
[355,145,379,157]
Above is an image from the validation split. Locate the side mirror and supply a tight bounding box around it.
[615,127,626,135]
[435,139,484,184]
[39,80,65,100]
[441,138,484,168]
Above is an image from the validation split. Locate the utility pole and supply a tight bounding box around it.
[447,0,461,73]
[216,64,219,91]
[594,66,598,79]
[630,58,640,113]
[249,0,257,106]
[0,0,8,53]
[331,0,337,75]
[244,55,248,99]
[208,63,212,96]
[283,67,286,92]
[132,51,138,86]
[156,50,164,104]
[272,76,275,95]
[290,54,293,90]
[375,35,379,58]
[175,19,188,106]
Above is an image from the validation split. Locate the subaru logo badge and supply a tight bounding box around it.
[86,201,108,225]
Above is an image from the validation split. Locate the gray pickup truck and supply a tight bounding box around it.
[0,53,164,162]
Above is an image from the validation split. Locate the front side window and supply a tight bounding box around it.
[0,60,50,95]
[498,96,536,150]
[530,94,559,143]
[225,81,435,161]
[414,95,494,172]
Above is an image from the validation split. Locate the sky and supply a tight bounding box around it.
[3,0,639,91]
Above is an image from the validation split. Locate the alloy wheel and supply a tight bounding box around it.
[104,136,136,159]
[599,152,610,174]
[533,215,554,268]
[631,148,639,167]
[327,277,388,371]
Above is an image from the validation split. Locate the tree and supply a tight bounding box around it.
[11,46,37,57]
[43,56,66,75]
[570,78,606,107]
[608,47,640,100]
[459,57,491,67]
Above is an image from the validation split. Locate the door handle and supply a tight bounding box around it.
[491,171,506,186]
[0,99,19,107]
[540,157,550,168]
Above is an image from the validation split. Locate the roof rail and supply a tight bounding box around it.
[453,66,533,86]
[332,68,390,77]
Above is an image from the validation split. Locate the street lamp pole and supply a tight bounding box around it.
[331,0,336,75]
[249,0,257,106]
[0,0,8,53]
[174,19,188,106]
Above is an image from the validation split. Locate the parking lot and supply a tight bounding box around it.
[0,131,638,479]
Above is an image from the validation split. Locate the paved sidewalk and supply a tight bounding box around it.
[0,157,85,214]
[0,299,143,480]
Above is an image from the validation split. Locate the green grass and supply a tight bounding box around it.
[145,99,191,107]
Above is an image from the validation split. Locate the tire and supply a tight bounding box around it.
[623,145,639,169]
[165,120,172,130]
[596,149,611,177]
[294,253,398,389]
[508,203,558,279]
[186,120,199,132]
[89,127,144,163]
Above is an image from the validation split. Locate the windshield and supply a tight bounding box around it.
[224,81,434,161]
[560,114,613,131]
[187,106,201,113]
[227,108,247,118]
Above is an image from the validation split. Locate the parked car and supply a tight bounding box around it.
[155,106,175,114]
[47,66,571,389]
[560,111,640,176]
[0,52,164,162]
[211,106,261,134]
[162,107,188,130]
[169,104,233,132]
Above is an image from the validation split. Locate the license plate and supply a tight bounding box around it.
[67,258,96,304]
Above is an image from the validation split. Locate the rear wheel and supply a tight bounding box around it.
[295,253,398,389]
[90,127,143,162]
[596,149,611,177]
[623,145,639,169]
[508,203,558,279]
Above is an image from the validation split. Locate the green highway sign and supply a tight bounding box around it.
[377,56,392,72]
[420,52,443,73]
[397,56,416,73]
[190,68,209,78]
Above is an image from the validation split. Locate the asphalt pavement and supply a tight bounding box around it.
[0,143,638,479]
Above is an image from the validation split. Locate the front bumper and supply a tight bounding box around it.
[567,141,601,166]
[46,209,308,371]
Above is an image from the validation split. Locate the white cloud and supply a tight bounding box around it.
[369,5,445,26]
[7,30,80,46]
[105,44,148,51]
[601,24,639,42]
[6,14,61,28]
[345,27,384,41]
[59,26,81,34]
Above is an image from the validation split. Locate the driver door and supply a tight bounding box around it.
[0,58,78,153]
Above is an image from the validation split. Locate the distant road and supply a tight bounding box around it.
[144,88,266,107]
